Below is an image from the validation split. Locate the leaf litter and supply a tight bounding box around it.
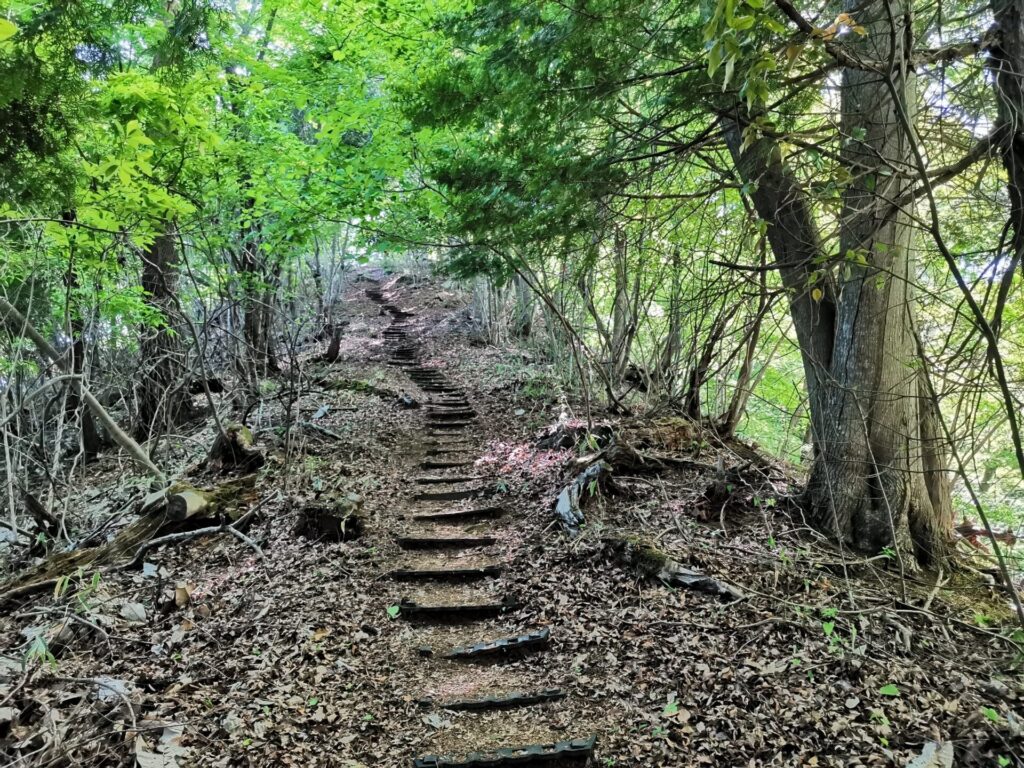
[0,278,1021,766]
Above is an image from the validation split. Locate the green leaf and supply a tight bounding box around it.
[729,14,755,30]
[0,19,17,41]
[386,604,400,618]
[707,42,723,77]
[981,706,1001,723]
[821,621,834,636]
[878,684,900,697]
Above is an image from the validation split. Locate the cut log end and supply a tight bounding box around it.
[294,494,365,542]
[209,422,265,473]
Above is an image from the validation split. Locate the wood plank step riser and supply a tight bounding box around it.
[419,461,474,470]
[413,490,485,502]
[410,507,504,522]
[390,566,502,581]
[399,597,521,620]
[418,688,566,712]
[412,735,595,767]
[396,536,497,549]
[444,628,550,659]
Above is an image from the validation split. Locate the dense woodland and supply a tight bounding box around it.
[4,0,1023,575]
[1,0,1024,763]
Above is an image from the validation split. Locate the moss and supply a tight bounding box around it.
[620,535,671,577]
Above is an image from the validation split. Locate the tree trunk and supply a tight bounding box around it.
[511,274,534,338]
[718,254,768,436]
[723,0,952,565]
[721,120,836,453]
[61,211,106,457]
[609,225,633,384]
[655,248,683,392]
[682,311,727,419]
[137,224,189,441]
[804,0,950,564]
[238,227,279,381]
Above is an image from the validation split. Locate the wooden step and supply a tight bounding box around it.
[412,735,596,768]
[444,628,550,659]
[414,475,481,485]
[398,595,520,620]
[419,460,473,470]
[396,535,496,549]
[418,688,565,712]
[410,506,503,522]
[426,410,476,420]
[390,564,502,581]
[413,487,485,502]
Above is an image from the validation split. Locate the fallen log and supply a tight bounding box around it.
[0,479,256,606]
[607,537,743,601]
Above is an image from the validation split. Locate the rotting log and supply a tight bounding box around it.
[0,479,257,605]
[607,537,743,601]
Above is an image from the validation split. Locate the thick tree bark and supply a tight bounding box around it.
[721,119,836,451]
[804,0,950,564]
[723,0,953,564]
[137,224,190,440]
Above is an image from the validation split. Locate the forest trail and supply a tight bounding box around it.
[1,274,1020,767]
[365,283,597,765]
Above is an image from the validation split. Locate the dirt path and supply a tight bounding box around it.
[366,284,597,765]
[1,275,1019,768]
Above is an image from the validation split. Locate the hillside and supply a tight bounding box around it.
[0,276,1020,767]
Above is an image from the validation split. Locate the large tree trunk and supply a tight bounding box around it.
[137,224,190,441]
[804,0,950,565]
[723,0,952,565]
[721,121,836,454]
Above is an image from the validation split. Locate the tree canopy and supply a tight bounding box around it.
[2,0,1024,568]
